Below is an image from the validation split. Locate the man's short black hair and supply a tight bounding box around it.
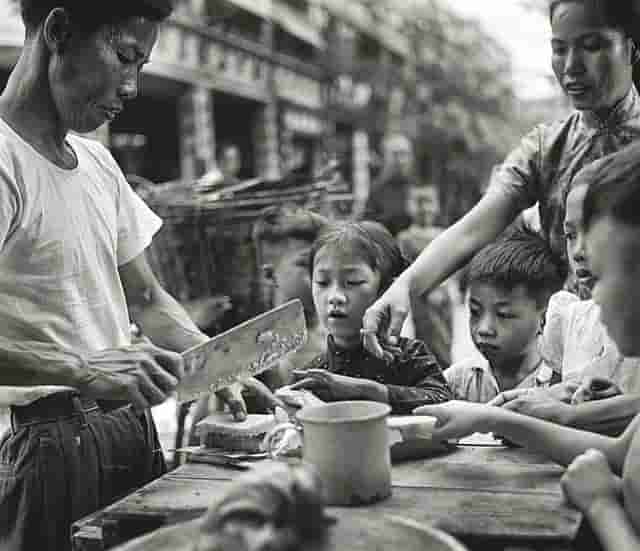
[581,143,640,232]
[463,221,566,307]
[20,0,173,34]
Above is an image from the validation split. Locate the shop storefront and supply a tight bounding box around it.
[109,74,184,183]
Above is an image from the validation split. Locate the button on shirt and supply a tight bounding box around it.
[489,86,640,263]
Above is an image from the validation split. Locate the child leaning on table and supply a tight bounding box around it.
[489,181,640,435]
[416,144,640,551]
[444,222,565,402]
[540,180,640,398]
[283,220,453,414]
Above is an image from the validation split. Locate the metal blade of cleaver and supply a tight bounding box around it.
[178,299,307,402]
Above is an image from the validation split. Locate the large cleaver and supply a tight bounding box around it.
[177,299,307,402]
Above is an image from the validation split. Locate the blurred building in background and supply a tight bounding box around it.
[0,0,531,221]
[0,0,409,203]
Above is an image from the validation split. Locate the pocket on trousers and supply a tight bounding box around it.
[100,408,148,503]
[0,448,20,544]
[0,429,44,546]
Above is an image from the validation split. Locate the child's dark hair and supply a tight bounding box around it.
[252,205,329,278]
[309,220,410,294]
[462,221,566,307]
[582,143,640,232]
[20,0,173,36]
[253,205,329,245]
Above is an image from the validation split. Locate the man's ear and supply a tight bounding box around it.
[43,8,72,54]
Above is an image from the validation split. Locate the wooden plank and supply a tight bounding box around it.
[73,446,583,549]
[392,459,564,494]
[366,486,581,542]
[171,446,566,494]
[98,474,580,543]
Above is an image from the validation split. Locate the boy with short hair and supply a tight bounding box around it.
[187,205,329,441]
[417,144,640,551]
[490,181,640,435]
[252,204,330,380]
[444,223,565,402]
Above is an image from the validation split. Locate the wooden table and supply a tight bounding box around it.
[71,436,585,551]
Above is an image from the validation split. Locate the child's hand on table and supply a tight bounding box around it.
[413,401,493,441]
[289,369,385,402]
[561,449,622,517]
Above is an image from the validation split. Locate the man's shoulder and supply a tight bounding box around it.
[68,133,114,164]
[68,134,125,190]
[0,119,29,169]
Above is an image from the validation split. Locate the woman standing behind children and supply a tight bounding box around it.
[287,221,452,414]
[416,147,640,550]
[444,224,565,402]
[362,0,640,359]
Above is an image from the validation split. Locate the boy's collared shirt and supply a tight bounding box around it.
[444,355,554,403]
[488,85,640,264]
[540,291,640,393]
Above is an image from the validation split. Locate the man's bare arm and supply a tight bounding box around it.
[0,337,182,410]
[0,337,85,387]
[119,252,209,352]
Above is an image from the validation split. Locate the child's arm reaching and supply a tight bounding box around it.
[414,401,640,474]
[562,449,640,550]
[491,387,640,435]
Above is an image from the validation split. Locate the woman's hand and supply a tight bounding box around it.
[289,369,384,402]
[413,400,494,441]
[361,280,411,361]
[561,449,622,516]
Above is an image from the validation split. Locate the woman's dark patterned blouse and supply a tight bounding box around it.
[489,85,640,264]
[303,336,452,414]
